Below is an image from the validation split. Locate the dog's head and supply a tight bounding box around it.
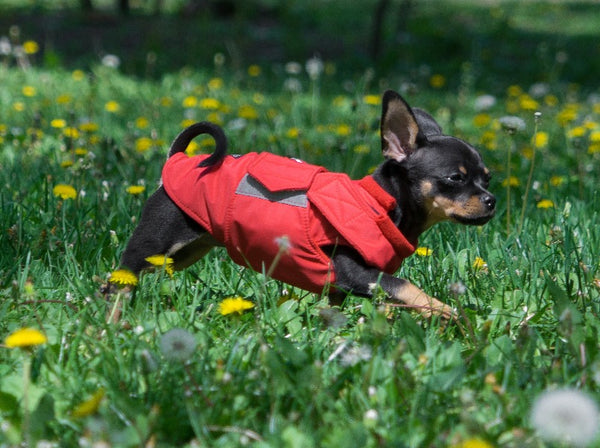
[380,90,495,227]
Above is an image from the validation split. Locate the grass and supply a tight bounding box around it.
[1,1,600,447]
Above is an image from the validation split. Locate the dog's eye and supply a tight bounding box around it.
[447,173,465,183]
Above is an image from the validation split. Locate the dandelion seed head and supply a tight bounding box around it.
[474,94,497,111]
[531,388,599,447]
[159,328,197,362]
[499,116,526,133]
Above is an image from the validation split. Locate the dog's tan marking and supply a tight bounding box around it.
[459,165,467,175]
[484,167,490,175]
[392,282,454,319]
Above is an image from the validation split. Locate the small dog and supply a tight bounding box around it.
[118,90,495,319]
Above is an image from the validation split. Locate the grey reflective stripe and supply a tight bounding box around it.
[235,174,308,208]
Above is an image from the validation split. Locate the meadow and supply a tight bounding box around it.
[1,1,600,446]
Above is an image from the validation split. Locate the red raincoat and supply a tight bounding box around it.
[162,152,416,293]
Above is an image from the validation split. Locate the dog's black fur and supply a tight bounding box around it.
[118,90,495,318]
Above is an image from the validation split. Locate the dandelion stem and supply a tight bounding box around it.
[506,136,513,236]
[518,113,541,235]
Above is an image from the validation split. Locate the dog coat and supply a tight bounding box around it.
[162,151,416,294]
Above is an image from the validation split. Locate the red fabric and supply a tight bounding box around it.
[162,151,416,293]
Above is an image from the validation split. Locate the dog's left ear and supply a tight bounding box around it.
[380,90,421,162]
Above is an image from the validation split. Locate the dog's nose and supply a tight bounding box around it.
[481,194,496,211]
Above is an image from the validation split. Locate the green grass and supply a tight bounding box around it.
[1,2,600,447]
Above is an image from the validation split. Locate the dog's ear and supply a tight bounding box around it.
[380,90,421,162]
[413,108,443,137]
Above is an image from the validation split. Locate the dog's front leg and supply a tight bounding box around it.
[330,247,454,319]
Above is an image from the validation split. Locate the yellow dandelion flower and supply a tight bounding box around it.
[60,160,74,168]
[550,176,565,186]
[507,85,523,97]
[416,247,433,256]
[126,185,146,195]
[556,106,578,127]
[22,86,36,97]
[72,69,86,81]
[5,327,47,348]
[206,112,224,126]
[429,74,446,88]
[23,40,39,55]
[72,389,105,418]
[286,127,300,139]
[353,144,370,154]
[248,65,261,77]
[109,269,138,287]
[454,438,494,448]
[544,94,559,107]
[13,102,25,112]
[50,119,67,129]
[135,117,149,129]
[79,122,99,133]
[53,184,77,200]
[218,296,255,316]
[238,105,258,120]
[480,130,497,150]
[532,131,549,148]
[74,147,88,156]
[537,199,554,209]
[363,94,381,106]
[104,101,121,113]
[589,130,600,142]
[199,97,221,110]
[588,143,600,154]
[56,94,72,104]
[145,255,174,275]
[63,127,80,139]
[472,257,487,270]
[519,94,539,111]
[253,93,265,104]
[502,176,520,187]
[208,77,224,90]
[182,96,198,108]
[473,113,491,127]
[160,96,173,107]
[181,118,196,128]
[335,124,352,136]
[135,137,153,153]
[567,126,586,139]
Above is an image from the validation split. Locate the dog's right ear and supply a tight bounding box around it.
[380,90,421,162]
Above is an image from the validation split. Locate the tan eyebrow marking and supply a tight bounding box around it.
[459,166,467,175]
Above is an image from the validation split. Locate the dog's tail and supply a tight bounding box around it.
[167,121,228,167]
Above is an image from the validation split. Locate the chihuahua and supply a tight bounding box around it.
[117,90,495,319]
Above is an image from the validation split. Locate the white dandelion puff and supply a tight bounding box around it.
[159,328,197,362]
[531,388,599,447]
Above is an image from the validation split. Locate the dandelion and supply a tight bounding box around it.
[63,128,80,139]
[199,97,221,110]
[238,105,258,120]
[135,117,149,129]
[22,86,36,97]
[532,131,549,148]
[182,95,198,108]
[104,101,120,113]
[286,127,300,139]
[159,328,197,362]
[109,269,138,287]
[550,176,565,186]
[335,124,351,136]
[218,296,254,316]
[474,94,496,111]
[499,116,526,133]
[473,113,491,127]
[101,54,120,68]
[531,388,599,447]
[429,74,446,88]
[56,94,72,105]
[363,94,381,106]
[135,137,153,153]
[5,328,47,348]
[145,254,174,276]
[72,69,85,81]
[305,57,323,80]
[502,176,520,187]
[208,77,224,90]
[472,257,487,270]
[537,199,554,209]
[53,184,77,200]
[79,122,99,133]
[50,119,67,129]
[13,101,25,112]
[453,439,494,448]
[568,126,587,139]
[353,144,370,154]
[71,389,105,418]
[126,185,146,195]
[248,64,262,77]
[22,40,39,55]
[415,247,433,256]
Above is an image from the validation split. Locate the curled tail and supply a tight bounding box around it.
[167,121,228,167]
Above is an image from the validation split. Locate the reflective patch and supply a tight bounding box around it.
[235,174,308,207]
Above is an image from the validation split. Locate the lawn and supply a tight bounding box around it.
[1,1,600,447]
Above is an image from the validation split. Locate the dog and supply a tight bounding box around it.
[117,90,495,319]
